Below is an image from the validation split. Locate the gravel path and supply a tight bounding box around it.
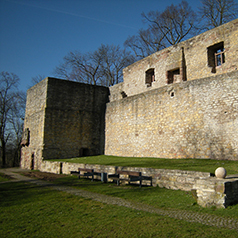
[1,168,238,232]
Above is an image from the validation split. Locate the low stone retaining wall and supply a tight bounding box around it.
[40,160,62,174]
[40,160,238,208]
[194,176,238,208]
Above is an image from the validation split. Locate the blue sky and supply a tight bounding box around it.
[0,0,232,92]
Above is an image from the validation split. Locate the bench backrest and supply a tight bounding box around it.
[116,170,141,176]
[78,168,94,173]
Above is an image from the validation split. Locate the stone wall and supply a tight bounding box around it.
[105,71,238,160]
[110,19,238,101]
[194,176,238,208]
[21,78,109,170]
[109,82,124,102]
[40,160,63,174]
[21,79,47,170]
[40,160,211,191]
[39,160,238,208]
[43,78,109,159]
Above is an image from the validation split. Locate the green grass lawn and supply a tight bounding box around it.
[1,156,238,237]
[0,172,11,182]
[54,174,238,220]
[1,180,238,238]
[48,155,238,175]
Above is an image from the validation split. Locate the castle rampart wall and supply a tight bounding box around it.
[110,19,238,101]
[105,71,238,160]
[21,20,238,171]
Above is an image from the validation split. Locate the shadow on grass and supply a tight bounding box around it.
[54,175,152,190]
[0,182,54,207]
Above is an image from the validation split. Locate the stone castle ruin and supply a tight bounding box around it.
[21,19,238,170]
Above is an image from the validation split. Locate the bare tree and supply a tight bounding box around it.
[199,0,238,29]
[0,72,23,167]
[124,28,166,59]
[125,1,198,59]
[8,91,26,166]
[96,44,135,86]
[54,44,135,86]
[31,74,45,84]
[27,75,46,89]
[54,50,103,85]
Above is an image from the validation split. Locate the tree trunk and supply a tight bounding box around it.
[1,139,6,167]
[13,144,21,167]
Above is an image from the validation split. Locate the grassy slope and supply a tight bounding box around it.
[0,172,11,182]
[48,155,238,175]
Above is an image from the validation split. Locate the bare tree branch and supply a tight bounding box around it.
[54,45,135,86]
[125,1,198,59]
[199,0,238,29]
[0,72,24,167]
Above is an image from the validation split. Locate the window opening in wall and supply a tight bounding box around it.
[207,42,225,73]
[145,68,155,87]
[215,49,225,66]
[121,91,127,98]
[170,91,174,97]
[167,68,180,84]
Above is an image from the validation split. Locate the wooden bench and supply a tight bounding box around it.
[70,168,95,181]
[108,170,152,187]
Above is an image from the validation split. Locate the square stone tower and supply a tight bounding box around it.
[21,77,109,170]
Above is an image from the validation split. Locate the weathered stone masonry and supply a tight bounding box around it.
[105,72,238,159]
[106,19,238,160]
[21,79,47,170]
[21,78,109,170]
[115,18,238,99]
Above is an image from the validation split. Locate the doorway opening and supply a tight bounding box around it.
[79,148,90,157]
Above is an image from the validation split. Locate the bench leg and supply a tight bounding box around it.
[86,174,94,182]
